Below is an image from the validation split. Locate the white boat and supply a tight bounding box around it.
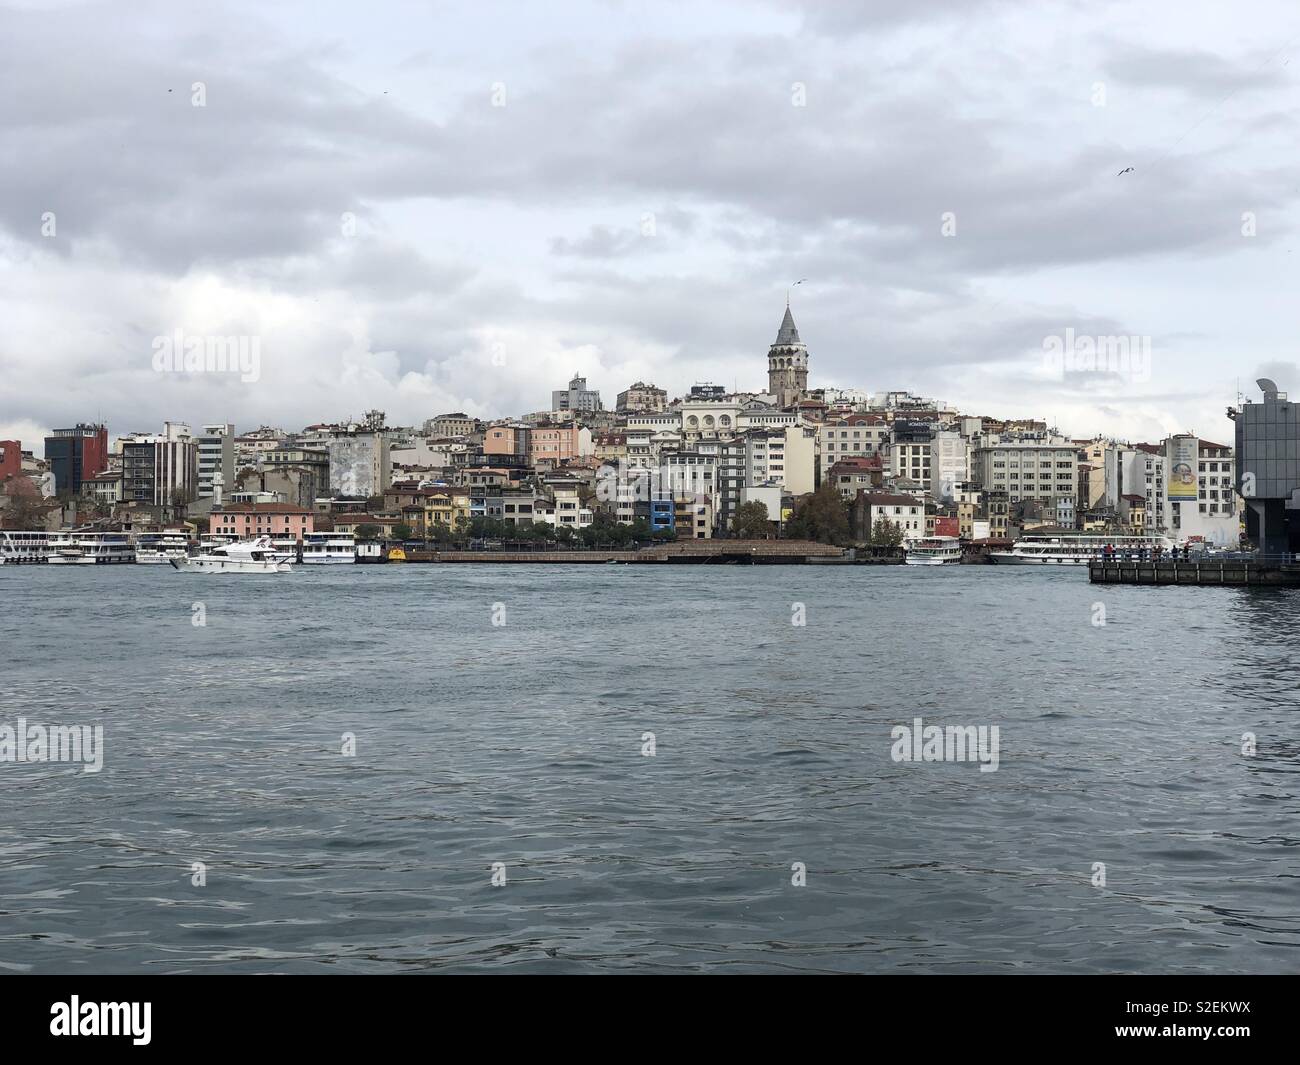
[134,532,192,564]
[0,530,52,564]
[355,541,387,563]
[989,533,1174,565]
[170,536,293,573]
[905,535,962,565]
[301,532,356,564]
[46,532,135,564]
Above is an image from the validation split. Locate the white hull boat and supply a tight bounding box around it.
[171,536,293,573]
[988,534,1175,565]
[905,536,962,565]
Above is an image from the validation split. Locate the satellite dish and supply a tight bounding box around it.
[1258,378,1279,399]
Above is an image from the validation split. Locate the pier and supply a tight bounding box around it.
[1088,559,1300,586]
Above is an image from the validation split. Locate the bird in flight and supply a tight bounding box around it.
[1117,167,1135,176]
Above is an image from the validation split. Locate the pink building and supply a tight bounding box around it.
[484,424,529,458]
[210,503,314,539]
[529,425,587,466]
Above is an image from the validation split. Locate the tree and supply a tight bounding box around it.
[731,500,771,539]
[785,483,851,545]
[0,490,49,530]
[355,523,381,541]
[870,516,905,548]
[393,523,414,541]
[428,521,455,543]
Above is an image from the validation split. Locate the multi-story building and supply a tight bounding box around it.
[818,415,888,480]
[425,413,477,438]
[326,425,391,497]
[972,441,1077,517]
[0,440,21,482]
[196,423,235,506]
[538,476,594,529]
[209,502,314,539]
[528,424,593,468]
[884,421,933,487]
[616,382,667,413]
[483,423,530,459]
[929,430,970,502]
[119,422,198,508]
[826,457,883,500]
[44,424,108,496]
[1231,379,1298,552]
[551,374,603,414]
[858,492,926,540]
[1171,436,1237,545]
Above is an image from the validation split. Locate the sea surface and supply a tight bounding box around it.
[1,562,1298,974]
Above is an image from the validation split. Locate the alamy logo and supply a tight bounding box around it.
[891,716,1000,773]
[0,718,103,773]
[1042,328,1151,382]
[151,329,261,382]
[50,996,151,1045]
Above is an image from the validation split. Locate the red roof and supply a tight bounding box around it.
[214,503,312,514]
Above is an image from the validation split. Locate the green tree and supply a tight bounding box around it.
[730,500,772,539]
[355,523,381,541]
[393,523,414,541]
[870,516,905,548]
[428,521,455,543]
[785,483,851,545]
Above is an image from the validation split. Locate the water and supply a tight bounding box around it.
[2,563,1298,973]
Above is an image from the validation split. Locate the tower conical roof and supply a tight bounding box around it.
[774,306,801,346]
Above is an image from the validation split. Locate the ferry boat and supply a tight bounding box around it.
[300,532,356,564]
[905,535,962,566]
[988,534,1175,566]
[134,532,192,565]
[170,536,293,573]
[0,530,53,564]
[46,532,136,564]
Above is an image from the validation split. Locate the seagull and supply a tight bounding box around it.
[1117,167,1135,176]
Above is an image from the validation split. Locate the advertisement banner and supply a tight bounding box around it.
[1166,435,1199,502]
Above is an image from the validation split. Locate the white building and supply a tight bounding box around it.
[196,423,234,506]
[972,441,1078,514]
[929,430,970,502]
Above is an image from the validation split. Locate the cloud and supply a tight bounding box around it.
[2,0,1297,452]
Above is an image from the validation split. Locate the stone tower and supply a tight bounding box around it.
[767,304,809,408]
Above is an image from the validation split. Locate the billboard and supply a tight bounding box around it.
[1166,435,1199,502]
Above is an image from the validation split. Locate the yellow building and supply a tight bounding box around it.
[422,492,471,534]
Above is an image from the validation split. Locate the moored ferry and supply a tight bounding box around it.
[0,530,53,564]
[905,536,962,566]
[989,534,1174,566]
[46,532,136,564]
[301,532,356,564]
[134,532,192,564]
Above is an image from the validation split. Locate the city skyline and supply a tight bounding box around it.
[4,1,1300,451]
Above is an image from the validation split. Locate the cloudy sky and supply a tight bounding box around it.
[3,0,1299,453]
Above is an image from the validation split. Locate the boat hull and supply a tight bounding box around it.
[988,552,1089,565]
[170,557,291,573]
